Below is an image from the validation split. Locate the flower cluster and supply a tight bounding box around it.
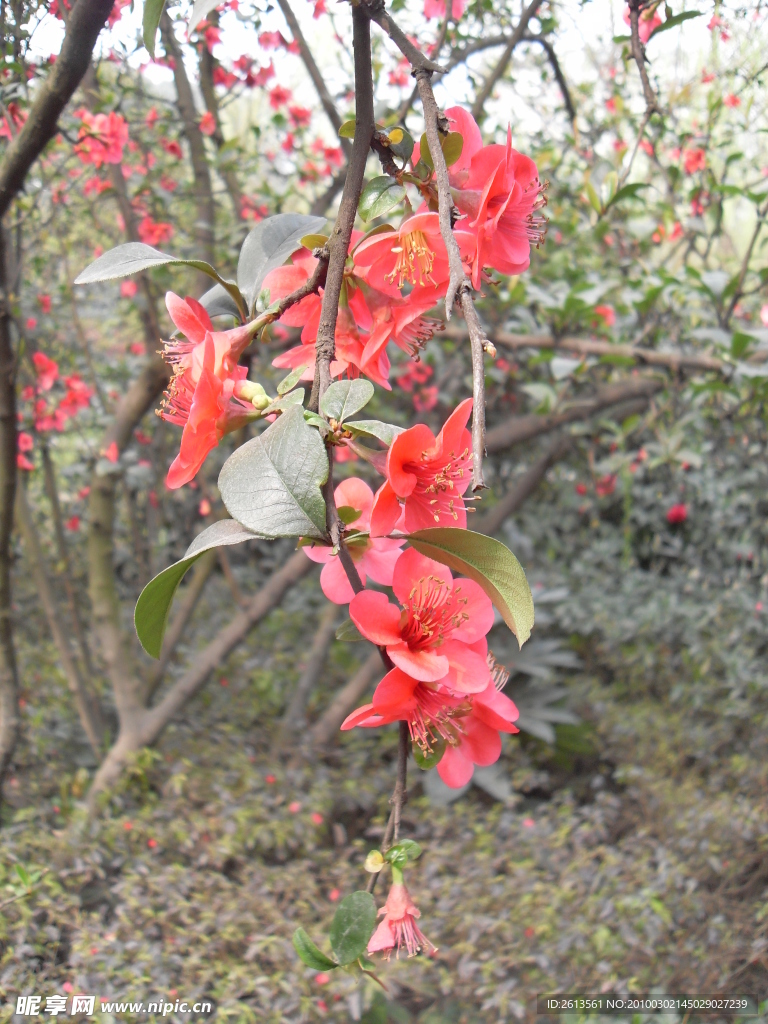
[264,105,544,389]
[73,110,129,168]
[17,353,94,468]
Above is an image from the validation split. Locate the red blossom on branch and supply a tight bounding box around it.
[367,882,435,958]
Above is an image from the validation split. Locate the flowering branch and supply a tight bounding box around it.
[367,720,409,894]
[310,6,375,411]
[415,70,490,492]
[627,0,660,116]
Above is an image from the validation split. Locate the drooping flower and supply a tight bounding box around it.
[158,293,264,488]
[369,398,473,537]
[161,338,259,489]
[367,882,435,959]
[347,547,494,692]
[303,477,405,603]
[342,660,518,787]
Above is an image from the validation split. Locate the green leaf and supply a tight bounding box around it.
[292,928,338,971]
[407,528,535,648]
[606,182,651,210]
[383,839,422,866]
[320,380,375,423]
[134,520,264,658]
[339,119,356,138]
[441,132,464,167]
[336,618,365,641]
[345,420,403,445]
[419,132,463,169]
[237,214,327,313]
[329,891,377,966]
[359,176,406,222]
[413,739,446,770]
[74,243,245,316]
[278,364,310,395]
[585,181,602,214]
[198,283,243,322]
[386,127,414,163]
[218,405,329,540]
[143,0,167,58]
[15,864,31,888]
[264,389,306,416]
[337,505,363,525]
[299,233,329,251]
[649,9,703,39]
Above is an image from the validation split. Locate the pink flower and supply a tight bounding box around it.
[137,217,173,247]
[33,351,58,391]
[65,515,80,531]
[18,432,33,453]
[369,399,472,536]
[683,148,706,175]
[158,295,259,488]
[666,502,688,524]
[760,304,768,327]
[623,3,662,43]
[724,93,740,108]
[595,474,617,498]
[423,0,466,19]
[347,547,494,692]
[268,85,292,108]
[593,304,615,326]
[38,294,52,314]
[74,110,128,167]
[368,882,435,958]
[120,280,138,298]
[104,441,119,463]
[199,111,216,136]
[25,317,37,330]
[303,477,405,604]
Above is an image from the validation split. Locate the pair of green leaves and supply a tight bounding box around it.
[74,213,326,321]
[293,891,377,971]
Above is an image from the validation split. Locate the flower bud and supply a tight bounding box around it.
[234,379,270,410]
[364,849,385,873]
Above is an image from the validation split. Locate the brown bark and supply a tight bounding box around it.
[161,12,216,283]
[309,649,381,750]
[485,378,663,453]
[15,482,104,756]
[0,0,116,218]
[0,233,18,806]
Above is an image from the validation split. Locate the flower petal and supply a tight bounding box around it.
[320,556,361,604]
[372,667,418,717]
[369,481,402,538]
[449,578,494,643]
[387,643,449,682]
[349,590,402,645]
[441,639,491,693]
[437,744,475,787]
[387,423,437,498]
[392,547,453,606]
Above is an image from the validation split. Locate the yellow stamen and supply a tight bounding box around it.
[386,230,435,288]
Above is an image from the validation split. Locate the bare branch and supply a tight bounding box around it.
[524,35,576,126]
[470,0,543,122]
[627,0,660,115]
[360,0,446,73]
[476,435,571,535]
[310,7,375,410]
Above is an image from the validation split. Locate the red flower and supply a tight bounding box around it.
[74,110,128,167]
[199,111,216,136]
[32,351,58,391]
[575,482,587,496]
[104,441,119,463]
[595,473,617,498]
[347,547,494,691]
[161,139,183,159]
[593,304,615,326]
[37,294,52,314]
[433,107,546,287]
[65,515,80,532]
[367,882,435,958]
[724,93,740,108]
[268,85,292,108]
[159,294,262,488]
[288,105,312,129]
[666,503,688,524]
[120,280,138,298]
[137,217,173,247]
[369,399,473,536]
[683,148,706,175]
[303,477,404,604]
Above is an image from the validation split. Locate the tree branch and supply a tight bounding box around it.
[470,0,543,122]
[275,0,352,159]
[524,35,576,126]
[476,434,570,535]
[310,6,375,411]
[0,0,115,219]
[309,648,381,750]
[415,70,489,491]
[485,378,663,453]
[359,0,446,73]
[627,0,660,115]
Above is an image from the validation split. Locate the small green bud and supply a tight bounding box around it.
[364,850,384,873]
[235,380,270,410]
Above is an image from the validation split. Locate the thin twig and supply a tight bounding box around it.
[310,6,375,411]
[627,0,660,115]
[367,720,409,894]
[415,70,489,491]
[470,0,543,121]
[360,0,446,73]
